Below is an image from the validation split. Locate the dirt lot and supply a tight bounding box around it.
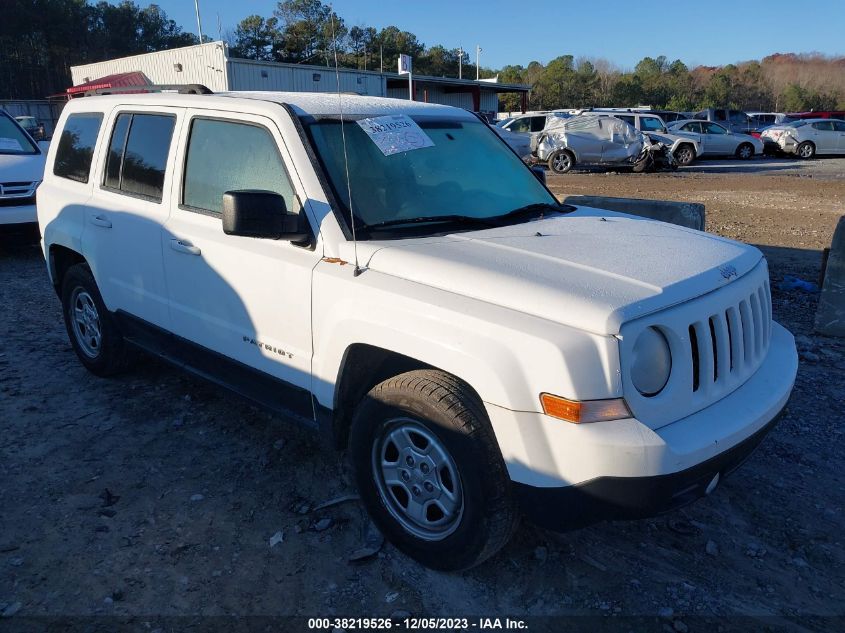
[2,158,845,632]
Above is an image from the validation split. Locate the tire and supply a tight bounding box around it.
[796,141,815,159]
[632,155,651,173]
[61,263,134,377]
[349,370,519,571]
[736,143,754,160]
[548,150,574,174]
[673,144,696,166]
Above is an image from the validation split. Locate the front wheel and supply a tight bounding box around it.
[796,141,815,159]
[673,144,696,166]
[349,370,518,571]
[548,150,574,174]
[736,143,754,160]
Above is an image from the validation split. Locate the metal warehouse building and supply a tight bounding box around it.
[69,41,529,114]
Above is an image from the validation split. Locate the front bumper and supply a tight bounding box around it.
[0,201,37,225]
[514,405,785,530]
[486,322,796,530]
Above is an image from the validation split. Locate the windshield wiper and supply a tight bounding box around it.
[365,214,499,231]
[492,202,573,224]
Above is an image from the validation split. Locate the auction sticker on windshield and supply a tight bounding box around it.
[356,114,434,156]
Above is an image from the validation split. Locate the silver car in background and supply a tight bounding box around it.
[760,118,845,158]
[667,119,764,159]
[534,114,647,173]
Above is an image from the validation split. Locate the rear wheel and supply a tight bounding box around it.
[61,264,133,376]
[349,370,518,571]
[796,141,815,159]
[673,144,696,166]
[548,150,574,174]
[736,143,754,160]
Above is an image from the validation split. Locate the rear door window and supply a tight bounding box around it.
[832,121,845,132]
[703,122,727,134]
[53,113,104,183]
[530,117,547,132]
[811,121,834,131]
[103,113,176,202]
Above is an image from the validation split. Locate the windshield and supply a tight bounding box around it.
[303,114,558,237]
[784,120,808,127]
[0,113,39,155]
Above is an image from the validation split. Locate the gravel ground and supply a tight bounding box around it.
[1,160,844,632]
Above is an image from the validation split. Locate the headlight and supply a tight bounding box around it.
[630,327,672,396]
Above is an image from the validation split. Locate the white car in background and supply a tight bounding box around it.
[1,110,46,227]
[760,118,845,158]
[667,119,764,159]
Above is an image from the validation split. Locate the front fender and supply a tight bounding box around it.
[311,263,622,413]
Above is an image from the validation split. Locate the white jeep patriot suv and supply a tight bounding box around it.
[37,91,797,571]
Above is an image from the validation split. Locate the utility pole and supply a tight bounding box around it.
[194,0,204,42]
[476,45,482,80]
[380,45,383,73]
[457,47,463,80]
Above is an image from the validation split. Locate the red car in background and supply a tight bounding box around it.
[788,111,845,120]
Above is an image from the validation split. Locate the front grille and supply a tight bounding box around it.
[619,260,773,429]
[0,181,38,200]
[687,279,771,396]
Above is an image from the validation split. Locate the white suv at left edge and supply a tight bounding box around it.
[0,109,46,227]
[37,91,796,570]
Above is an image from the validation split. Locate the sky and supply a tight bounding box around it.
[154,0,845,70]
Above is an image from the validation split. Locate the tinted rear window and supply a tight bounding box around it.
[53,113,103,183]
[103,113,175,202]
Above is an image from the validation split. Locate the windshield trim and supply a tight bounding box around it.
[296,110,561,241]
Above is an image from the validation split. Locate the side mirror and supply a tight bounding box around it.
[531,166,546,184]
[222,190,309,243]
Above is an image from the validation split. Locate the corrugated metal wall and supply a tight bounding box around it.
[70,42,229,92]
[386,86,499,112]
[69,42,508,113]
[227,60,385,96]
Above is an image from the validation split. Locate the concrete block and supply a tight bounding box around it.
[564,195,705,231]
[815,215,845,337]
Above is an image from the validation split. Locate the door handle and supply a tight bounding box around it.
[90,214,112,228]
[170,239,201,256]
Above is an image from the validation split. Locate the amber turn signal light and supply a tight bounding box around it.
[540,393,630,424]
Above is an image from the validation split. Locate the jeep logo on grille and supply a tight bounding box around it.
[720,265,738,280]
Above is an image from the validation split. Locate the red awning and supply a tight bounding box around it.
[66,71,151,96]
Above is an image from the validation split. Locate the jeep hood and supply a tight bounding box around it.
[352,208,762,335]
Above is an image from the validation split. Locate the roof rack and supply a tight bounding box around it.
[83,84,213,97]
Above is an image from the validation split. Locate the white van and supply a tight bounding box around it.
[0,110,46,227]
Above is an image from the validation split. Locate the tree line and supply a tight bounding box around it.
[3,0,844,114]
[497,53,845,113]
[1,0,198,100]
